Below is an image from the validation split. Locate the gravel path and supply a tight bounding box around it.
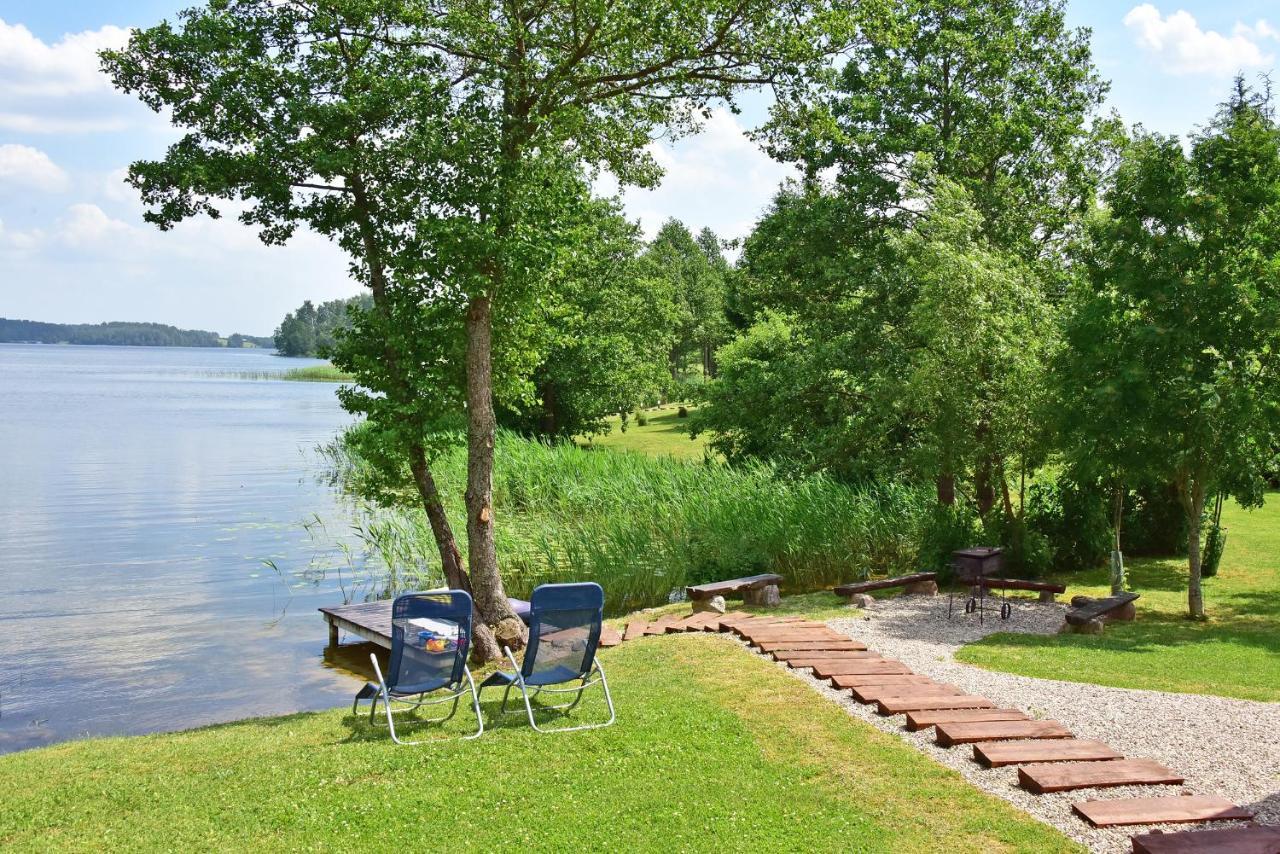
[765,594,1280,853]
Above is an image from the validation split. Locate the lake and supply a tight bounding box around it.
[0,344,379,754]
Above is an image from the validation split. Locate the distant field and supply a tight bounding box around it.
[582,404,712,460]
[957,493,1280,701]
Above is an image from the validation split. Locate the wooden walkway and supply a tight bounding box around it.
[612,608,1266,850]
[319,600,622,649]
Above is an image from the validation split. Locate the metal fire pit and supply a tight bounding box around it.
[947,546,1008,623]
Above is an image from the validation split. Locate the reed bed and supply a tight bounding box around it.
[331,430,933,615]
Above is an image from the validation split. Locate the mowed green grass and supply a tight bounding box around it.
[957,493,1280,701]
[583,404,712,460]
[0,635,1076,853]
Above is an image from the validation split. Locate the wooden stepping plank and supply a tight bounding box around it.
[784,655,882,670]
[745,633,848,646]
[599,626,623,647]
[878,696,994,715]
[830,674,934,689]
[735,622,831,636]
[975,738,1120,768]
[772,649,880,663]
[852,683,959,704]
[1072,796,1252,828]
[667,612,719,632]
[704,611,753,631]
[934,719,1069,747]
[1131,825,1280,853]
[759,639,868,653]
[642,614,682,636]
[810,660,912,678]
[905,708,1028,732]
[623,621,649,641]
[1019,759,1184,794]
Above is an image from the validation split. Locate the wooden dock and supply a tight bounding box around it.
[320,600,623,648]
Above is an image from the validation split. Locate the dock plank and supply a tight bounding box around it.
[1073,796,1252,828]
[905,708,1028,732]
[1019,759,1183,794]
[934,719,1070,747]
[878,696,995,715]
[1131,826,1280,853]
[975,738,1120,768]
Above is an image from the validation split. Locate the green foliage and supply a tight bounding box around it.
[640,219,732,379]
[916,504,980,580]
[1122,484,1188,557]
[0,317,267,348]
[273,295,371,358]
[1025,477,1111,573]
[330,427,933,614]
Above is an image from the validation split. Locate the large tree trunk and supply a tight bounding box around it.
[464,294,527,656]
[974,459,996,517]
[1177,473,1207,619]
[936,473,955,506]
[409,443,501,662]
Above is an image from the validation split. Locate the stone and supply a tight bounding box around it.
[1104,601,1137,622]
[743,583,781,607]
[1076,617,1105,635]
[847,593,875,609]
[902,579,939,596]
[693,595,727,614]
[1038,590,1057,603]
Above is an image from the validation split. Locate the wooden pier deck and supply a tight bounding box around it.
[320,600,623,648]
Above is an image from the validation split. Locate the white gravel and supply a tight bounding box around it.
[760,594,1280,853]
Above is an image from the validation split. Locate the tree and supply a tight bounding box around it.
[498,198,675,439]
[1073,79,1280,618]
[640,220,730,381]
[104,0,844,659]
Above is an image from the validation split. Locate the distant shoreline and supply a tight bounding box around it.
[0,317,274,349]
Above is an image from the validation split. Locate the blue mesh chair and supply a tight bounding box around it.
[480,582,616,733]
[352,590,484,743]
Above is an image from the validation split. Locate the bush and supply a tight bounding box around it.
[983,514,1053,578]
[1124,483,1188,556]
[1025,478,1111,572]
[677,405,689,419]
[916,504,980,583]
[635,411,649,426]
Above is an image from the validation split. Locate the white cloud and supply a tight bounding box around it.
[0,18,143,134]
[56,203,138,249]
[611,108,795,245]
[0,143,70,193]
[1124,5,1277,76]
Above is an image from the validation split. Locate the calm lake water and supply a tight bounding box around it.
[0,344,379,754]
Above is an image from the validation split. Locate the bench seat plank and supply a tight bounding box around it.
[687,573,783,600]
[834,572,938,596]
[1066,592,1140,625]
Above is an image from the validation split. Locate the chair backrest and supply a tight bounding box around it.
[522,582,604,683]
[387,590,472,694]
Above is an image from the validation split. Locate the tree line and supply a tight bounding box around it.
[0,317,272,349]
[103,0,1279,659]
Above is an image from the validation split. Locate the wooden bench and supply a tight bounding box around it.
[833,572,938,602]
[686,573,784,610]
[1064,592,1140,633]
[970,577,1066,603]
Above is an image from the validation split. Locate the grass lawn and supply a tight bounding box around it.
[582,404,712,460]
[956,493,1280,701]
[0,634,1076,853]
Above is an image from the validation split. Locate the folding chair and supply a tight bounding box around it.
[352,589,484,743]
[480,582,616,733]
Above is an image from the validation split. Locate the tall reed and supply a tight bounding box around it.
[328,430,933,615]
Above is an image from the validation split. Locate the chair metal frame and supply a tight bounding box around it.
[351,590,484,744]
[483,582,616,734]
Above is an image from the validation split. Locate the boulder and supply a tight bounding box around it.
[848,593,875,609]
[693,595,727,615]
[903,579,939,596]
[744,583,781,607]
[1104,601,1137,622]
[1061,617,1105,635]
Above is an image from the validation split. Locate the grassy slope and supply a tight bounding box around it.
[0,635,1076,853]
[956,494,1280,701]
[582,404,711,460]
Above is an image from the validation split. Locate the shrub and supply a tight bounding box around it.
[1124,483,1188,556]
[1025,478,1111,572]
[635,411,649,426]
[983,514,1053,578]
[916,504,980,583]
[677,405,689,418]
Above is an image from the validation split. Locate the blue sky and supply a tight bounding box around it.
[2,2,1278,335]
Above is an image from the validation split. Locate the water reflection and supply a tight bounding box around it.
[0,344,388,753]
